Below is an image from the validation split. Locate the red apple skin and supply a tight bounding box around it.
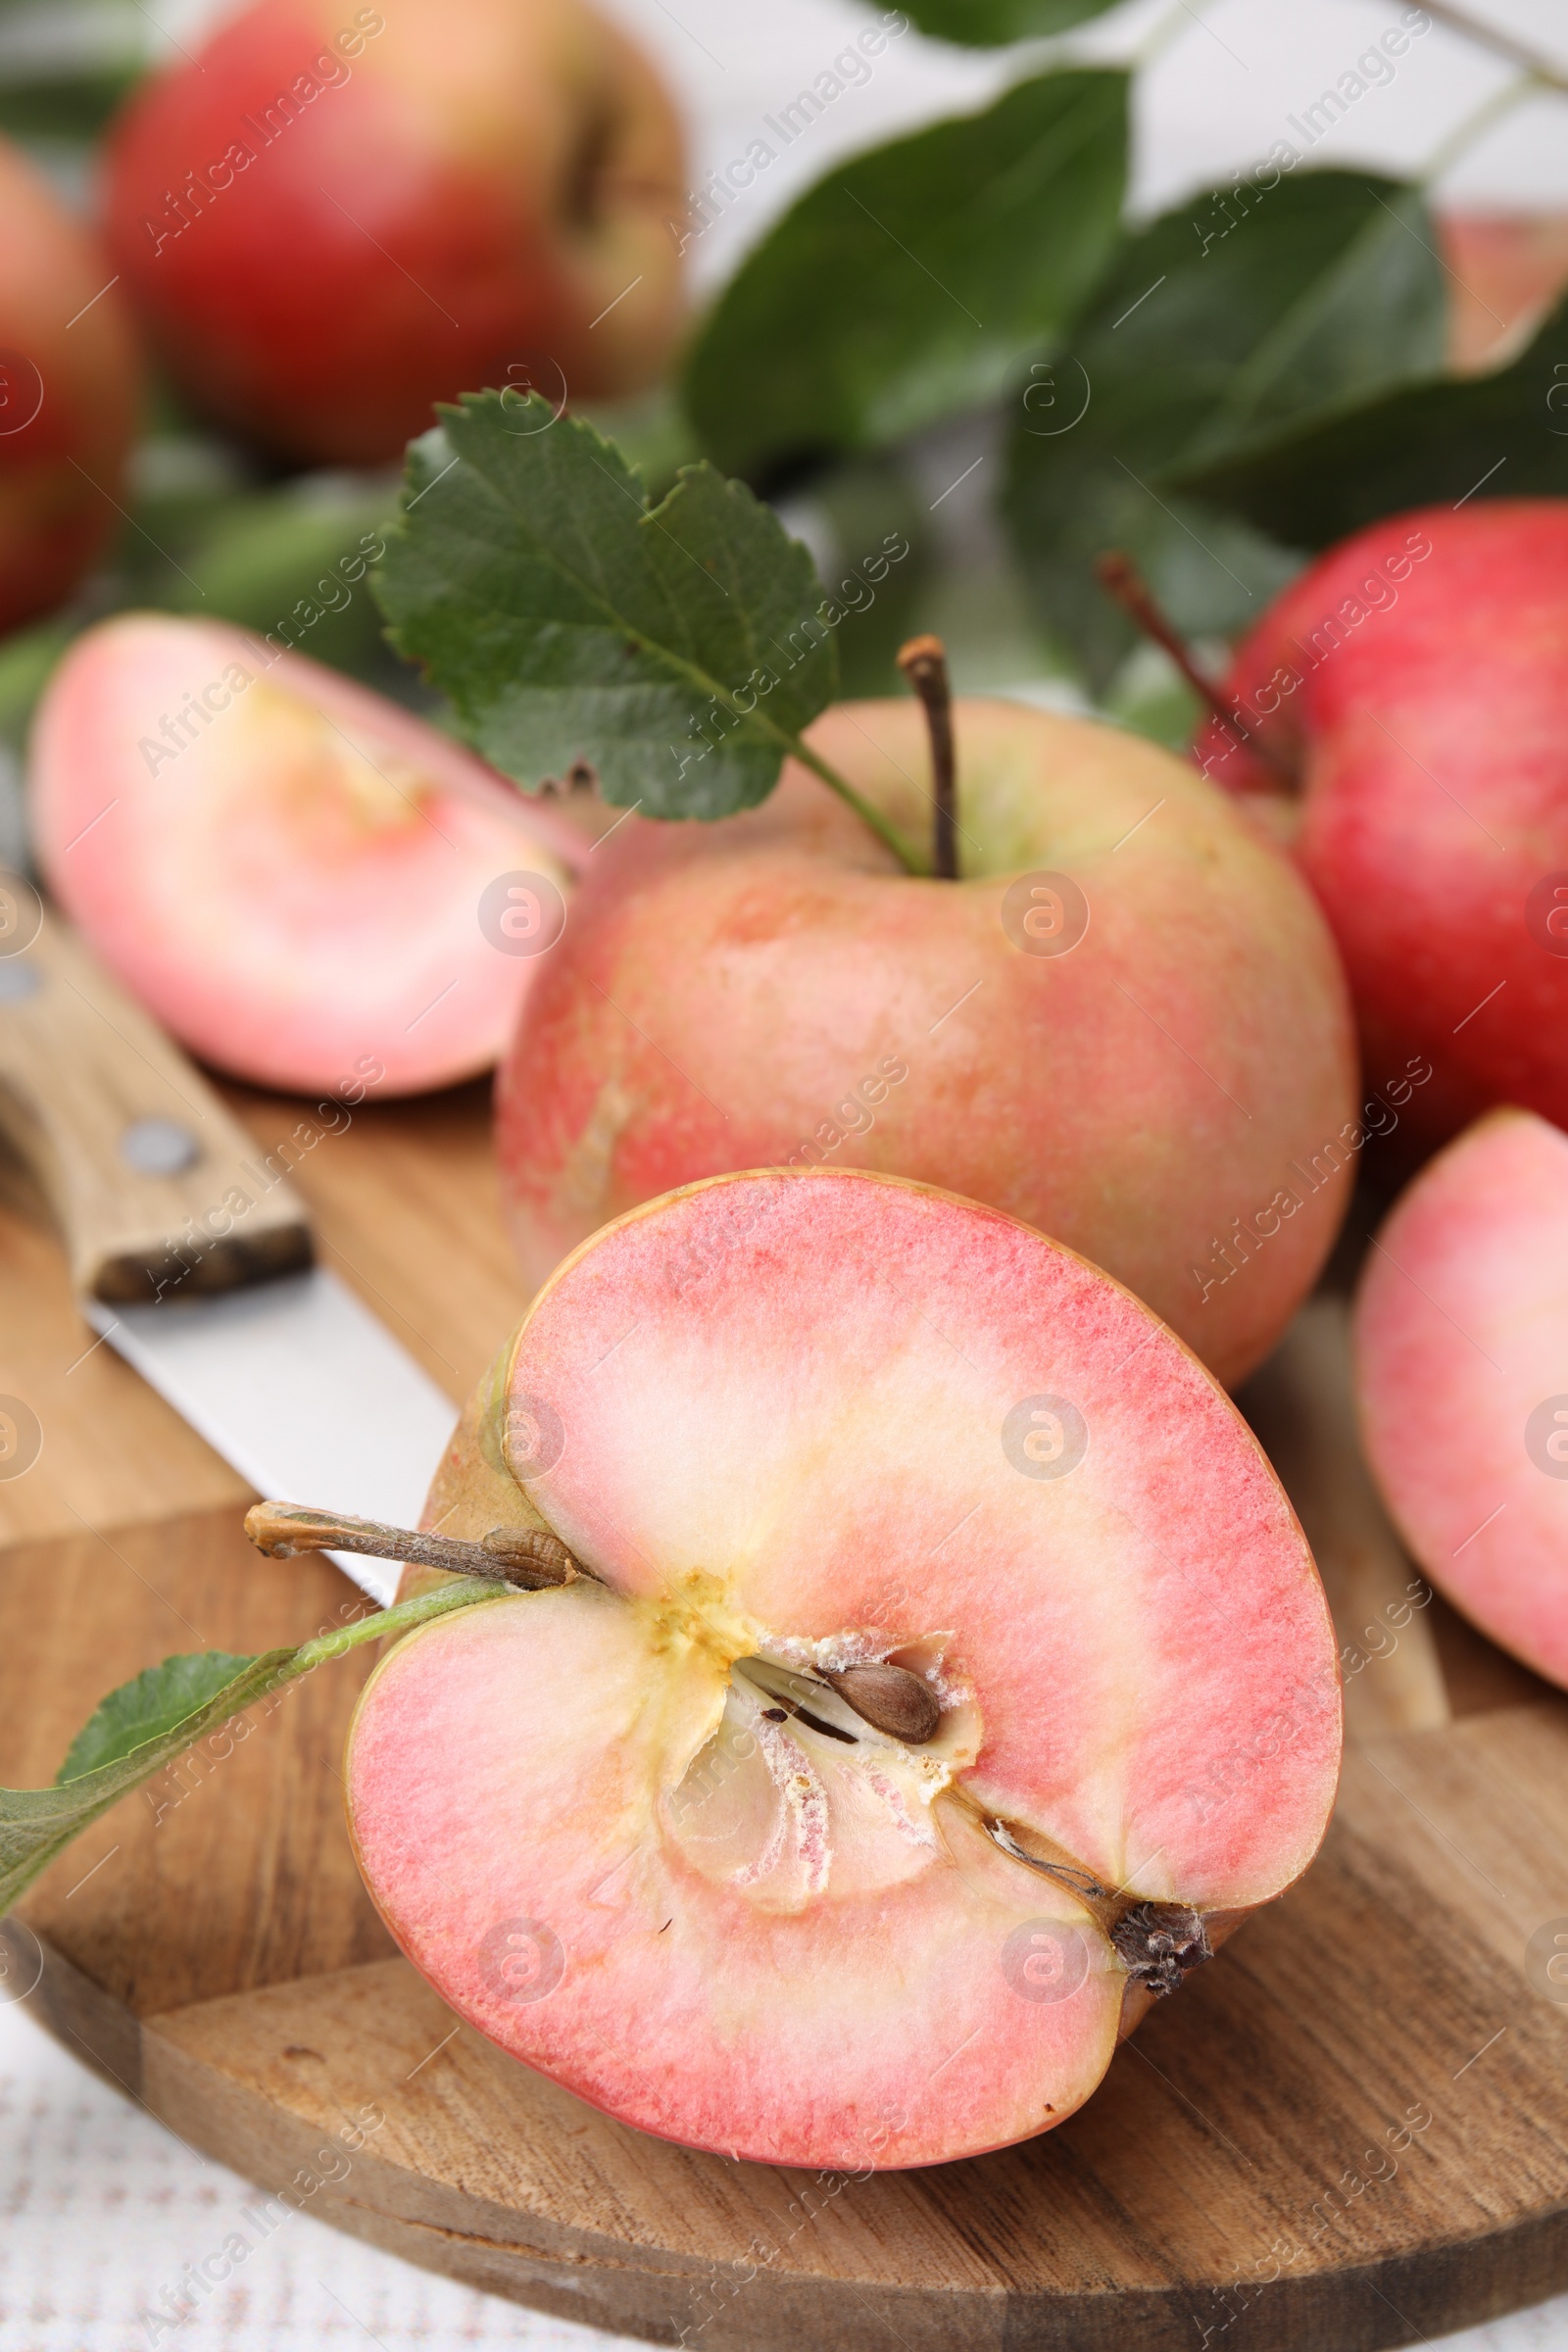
[0,140,139,631]
[30,614,589,1095]
[348,1168,1342,2170]
[494,699,1358,1391]
[103,0,686,466]
[1355,1107,1568,1689]
[1195,501,1568,1155]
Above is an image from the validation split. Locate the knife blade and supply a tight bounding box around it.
[81,1274,456,1605]
[0,873,458,1604]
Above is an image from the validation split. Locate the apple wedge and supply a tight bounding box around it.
[345,1168,1341,2170]
[1356,1107,1568,1689]
[30,614,587,1096]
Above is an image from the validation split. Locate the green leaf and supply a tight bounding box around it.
[375,394,842,824]
[0,67,139,139]
[57,1652,260,1783]
[1004,448,1299,694]
[800,459,932,699]
[683,69,1127,480]
[892,0,1123,42]
[1173,291,1568,548]
[1,1579,506,1920]
[1003,170,1448,685]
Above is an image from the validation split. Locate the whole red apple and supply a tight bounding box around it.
[0,139,139,632]
[103,0,686,466]
[348,1167,1342,2168]
[30,613,588,1095]
[492,698,1358,1389]
[1195,500,1568,1154]
[1356,1106,1568,1690]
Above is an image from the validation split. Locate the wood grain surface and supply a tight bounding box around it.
[2,1080,1566,2352]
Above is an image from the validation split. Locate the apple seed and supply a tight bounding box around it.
[739,1654,942,1746]
[823,1661,942,1744]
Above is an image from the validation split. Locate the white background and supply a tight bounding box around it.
[6,3,1568,2348]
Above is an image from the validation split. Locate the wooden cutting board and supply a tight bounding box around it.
[2,1081,1566,2352]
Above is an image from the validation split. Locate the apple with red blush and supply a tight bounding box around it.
[0,138,140,632]
[1194,500,1568,1156]
[493,687,1357,1390]
[104,0,687,466]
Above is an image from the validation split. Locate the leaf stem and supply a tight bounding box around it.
[1415,1,1568,98]
[1136,0,1219,70]
[1419,69,1545,187]
[287,1575,514,1677]
[0,1574,514,1918]
[782,737,930,876]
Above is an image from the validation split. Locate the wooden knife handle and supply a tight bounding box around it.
[0,872,313,1303]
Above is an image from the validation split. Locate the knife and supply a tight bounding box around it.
[0,872,458,1605]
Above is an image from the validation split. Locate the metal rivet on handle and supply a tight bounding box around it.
[0,958,39,1003]
[120,1117,200,1176]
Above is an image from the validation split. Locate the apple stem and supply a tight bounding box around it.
[785,737,929,876]
[1095,551,1298,790]
[244,1500,588,1590]
[897,633,958,880]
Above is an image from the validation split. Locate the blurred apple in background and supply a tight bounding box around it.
[103,0,688,466]
[1195,500,1568,1157]
[0,137,139,633]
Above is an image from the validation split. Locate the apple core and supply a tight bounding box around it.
[345,1168,1342,2169]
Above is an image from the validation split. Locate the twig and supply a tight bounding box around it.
[244,1501,586,1590]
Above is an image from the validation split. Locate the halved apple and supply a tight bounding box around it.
[346,1168,1341,2169]
[1356,1107,1568,1689]
[30,613,586,1096]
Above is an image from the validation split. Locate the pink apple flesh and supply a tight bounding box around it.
[495,698,1358,1391]
[1356,1107,1568,1689]
[30,614,587,1096]
[346,1169,1342,2170]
